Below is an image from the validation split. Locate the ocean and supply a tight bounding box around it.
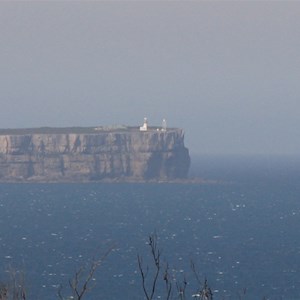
[1,155,300,299]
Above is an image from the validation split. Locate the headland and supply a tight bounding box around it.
[0,124,190,182]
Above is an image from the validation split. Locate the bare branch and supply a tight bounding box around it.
[5,267,27,300]
[190,260,202,286]
[137,254,150,300]
[163,263,172,300]
[176,275,187,300]
[61,245,113,300]
[137,233,162,300]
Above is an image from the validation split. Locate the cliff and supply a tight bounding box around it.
[0,127,190,182]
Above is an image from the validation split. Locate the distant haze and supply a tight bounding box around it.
[1,2,300,155]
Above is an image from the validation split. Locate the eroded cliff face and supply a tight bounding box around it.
[0,129,190,182]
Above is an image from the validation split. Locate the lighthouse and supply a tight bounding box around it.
[139,117,148,131]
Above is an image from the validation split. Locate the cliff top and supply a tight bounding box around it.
[0,126,179,135]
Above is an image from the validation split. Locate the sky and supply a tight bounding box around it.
[0,1,300,156]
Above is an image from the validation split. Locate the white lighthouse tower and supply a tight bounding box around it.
[139,117,148,131]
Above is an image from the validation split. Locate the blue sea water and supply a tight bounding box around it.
[1,155,300,299]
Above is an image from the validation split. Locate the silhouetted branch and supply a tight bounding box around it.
[58,246,113,300]
[137,233,161,300]
[0,282,8,300]
[190,261,213,300]
[176,276,187,300]
[7,267,26,300]
[238,287,247,300]
[191,260,202,286]
[163,263,172,300]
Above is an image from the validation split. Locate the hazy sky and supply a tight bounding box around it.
[1,1,300,155]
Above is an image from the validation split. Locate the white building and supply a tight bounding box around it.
[139,117,148,131]
[162,119,167,131]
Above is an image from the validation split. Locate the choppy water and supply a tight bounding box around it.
[1,155,300,299]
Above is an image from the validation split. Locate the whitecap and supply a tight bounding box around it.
[213,235,222,239]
